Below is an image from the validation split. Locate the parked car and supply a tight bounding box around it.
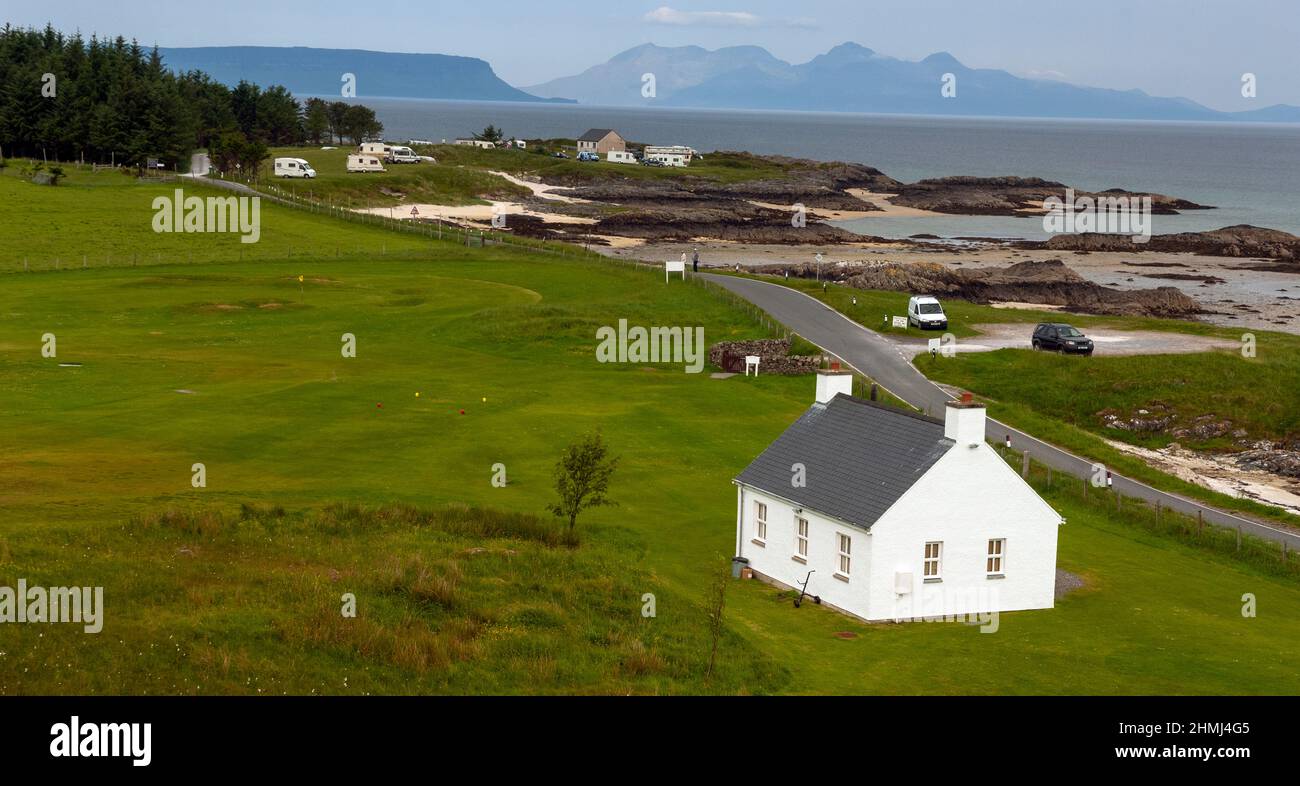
[576,151,600,162]
[641,158,665,167]
[1032,323,1094,355]
[552,151,568,159]
[907,295,948,330]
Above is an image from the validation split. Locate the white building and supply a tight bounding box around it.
[733,369,1062,623]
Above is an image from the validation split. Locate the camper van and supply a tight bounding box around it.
[346,154,386,173]
[386,146,420,164]
[273,158,316,178]
[358,142,392,157]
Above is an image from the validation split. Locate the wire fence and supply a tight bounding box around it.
[1003,448,1300,580]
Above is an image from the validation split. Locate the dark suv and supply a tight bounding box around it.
[1032,323,1094,355]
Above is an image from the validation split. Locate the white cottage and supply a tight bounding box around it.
[733,368,1062,623]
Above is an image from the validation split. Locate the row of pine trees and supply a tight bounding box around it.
[0,24,383,173]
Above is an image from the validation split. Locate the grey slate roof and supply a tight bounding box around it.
[577,128,617,142]
[735,394,954,529]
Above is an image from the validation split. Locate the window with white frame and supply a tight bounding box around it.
[987,539,1005,575]
[837,533,851,577]
[923,541,943,579]
[754,502,767,542]
[795,517,809,557]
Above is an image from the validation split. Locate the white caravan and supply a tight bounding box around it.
[347,154,387,173]
[358,142,392,157]
[607,150,638,164]
[273,157,316,178]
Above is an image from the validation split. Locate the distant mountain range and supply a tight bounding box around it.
[157,46,572,103]
[526,42,1300,123]
[159,43,1300,122]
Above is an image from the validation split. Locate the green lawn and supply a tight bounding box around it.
[253,146,530,208]
[3,173,1300,694]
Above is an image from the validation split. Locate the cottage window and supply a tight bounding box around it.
[754,502,767,543]
[987,539,1005,576]
[796,517,809,557]
[924,541,943,579]
[837,533,851,577]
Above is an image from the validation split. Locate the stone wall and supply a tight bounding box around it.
[709,338,822,375]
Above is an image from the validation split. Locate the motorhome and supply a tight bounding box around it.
[347,154,386,173]
[607,150,638,164]
[644,145,697,164]
[645,152,688,167]
[273,158,316,178]
[386,146,420,164]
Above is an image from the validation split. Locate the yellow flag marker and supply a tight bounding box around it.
[298,275,304,283]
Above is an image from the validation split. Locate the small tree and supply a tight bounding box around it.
[474,124,504,144]
[547,432,618,531]
[704,555,730,681]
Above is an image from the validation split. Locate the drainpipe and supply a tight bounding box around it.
[735,485,745,558]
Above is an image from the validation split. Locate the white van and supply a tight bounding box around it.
[347,154,386,173]
[907,295,949,330]
[273,157,316,178]
[386,146,420,164]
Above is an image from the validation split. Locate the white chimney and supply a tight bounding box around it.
[815,364,853,404]
[945,392,987,446]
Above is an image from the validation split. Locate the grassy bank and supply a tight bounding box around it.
[4,173,1300,694]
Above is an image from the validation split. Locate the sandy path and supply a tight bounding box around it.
[889,323,1240,356]
[353,202,596,225]
[1104,440,1300,516]
[488,170,591,204]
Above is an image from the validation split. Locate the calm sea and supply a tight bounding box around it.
[361,97,1300,239]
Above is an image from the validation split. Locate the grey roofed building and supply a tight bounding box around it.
[734,394,953,530]
[577,128,616,142]
[575,128,627,155]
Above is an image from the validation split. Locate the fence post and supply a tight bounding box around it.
[1237,525,1242,551]
[1021,451,1029,479]
[1197,510,1203,535]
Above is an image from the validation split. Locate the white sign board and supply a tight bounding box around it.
[665,260,686,282]
[928,338,942,354]
[892,316,909,329]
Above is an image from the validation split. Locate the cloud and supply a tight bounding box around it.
[642,6,816,29]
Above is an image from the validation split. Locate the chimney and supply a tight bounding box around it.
[944,391,987,446]
[815,362,853,404]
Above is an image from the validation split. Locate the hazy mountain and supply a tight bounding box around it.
[529,42,1300,122]
[523,43,789,106]
[158,46,571,103]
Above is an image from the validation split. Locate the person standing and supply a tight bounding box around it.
[692,247,699,273]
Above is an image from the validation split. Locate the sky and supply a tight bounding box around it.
[10,1,1300,111]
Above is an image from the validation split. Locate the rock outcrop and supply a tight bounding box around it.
[753,258,1204,318]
